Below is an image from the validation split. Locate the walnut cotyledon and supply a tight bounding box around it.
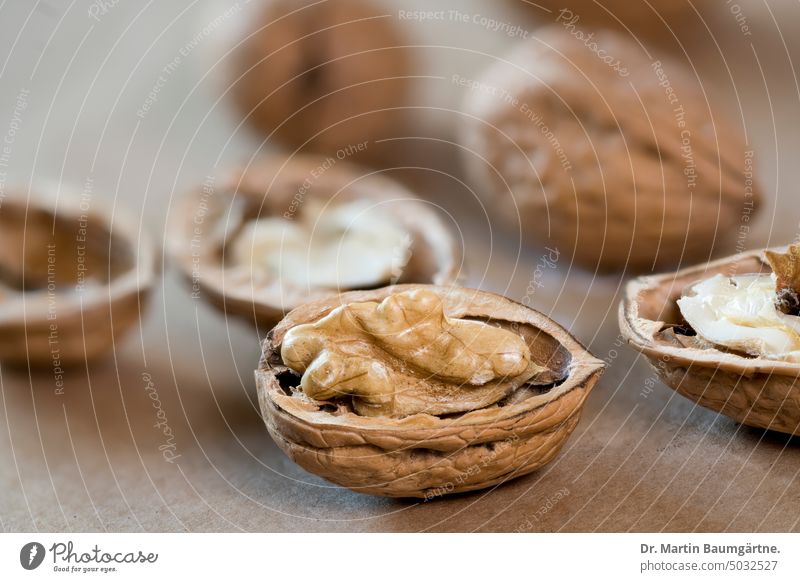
[280,289,550,417]
[231,198,411,290]
[677,245,800,361]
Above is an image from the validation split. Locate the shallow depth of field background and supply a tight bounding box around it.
[0,0,798,531]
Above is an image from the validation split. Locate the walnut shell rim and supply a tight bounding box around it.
[620,247,800,435]
[167,155,463,329]
[257,285,605,498]
[0,190,157,365]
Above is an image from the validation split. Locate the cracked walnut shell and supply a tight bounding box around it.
[460,26,761,272]
[0,189,156,366]
[620,248,800,435]
[257,285,605,498]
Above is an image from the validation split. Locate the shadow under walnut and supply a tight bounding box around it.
[257,285,605,498]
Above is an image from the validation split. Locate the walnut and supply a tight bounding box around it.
[229,0,414,152]
[765,244,800,315]
[229,196,414,290]
[280,289,547,417]
[460,25,762,272]
[0,189,156,366]
[620,248,800,436]
[167,154,461,328]
[258,285,605,497]
[509,0,694,37]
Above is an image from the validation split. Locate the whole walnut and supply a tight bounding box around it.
[460,26,761,273]
[510,0,695,36]
[230,0,414,152]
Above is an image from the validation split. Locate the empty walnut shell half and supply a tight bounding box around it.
[620,248,800,435]
[460,25,761,273]
[230,0,414,152]
[257,285,605,498]
[0,190,156,366]
[168,155,461,328]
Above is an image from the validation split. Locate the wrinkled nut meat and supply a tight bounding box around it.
[167,155,461,328]
[677,274,800,362]
[674,245,800,361]
[258,285,605,497]
[460,25,761,272]
[0,190,156,365]
[230,0,414,152]
[673,245,800,362]
[620,247,800,435]
[231,198,411,290]
[281,289,548,417]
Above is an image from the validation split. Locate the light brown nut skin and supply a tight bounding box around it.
[257,285,605,498]
[764,244,800,314]
[167,154,461,329]
[0,190,156,366]
[460,26,761,273]
[281,288,547,417]
[620,247,800,435]
[230,0,414,152]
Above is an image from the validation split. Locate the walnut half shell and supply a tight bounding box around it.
[0,189,156,365]
[257,285,605,498]
[168,154,461,328]
[620,247,800,435]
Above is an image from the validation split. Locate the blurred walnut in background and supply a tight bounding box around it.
[460,26,761,273]
[230,0,414,152]
[510,0,695,38]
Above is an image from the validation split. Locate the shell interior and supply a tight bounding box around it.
[0,203,134,297]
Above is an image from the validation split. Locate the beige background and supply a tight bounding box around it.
[0,0,798,532]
